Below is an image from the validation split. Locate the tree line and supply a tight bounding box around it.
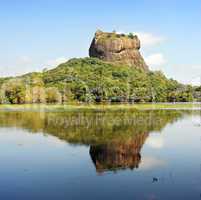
[0,57,199,104]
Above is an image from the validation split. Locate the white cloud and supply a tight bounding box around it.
[17,56,32,65]
[145,134,164,149]
[145,53,166,69]
[0,56,34,77]
[140,156,166,171]
[190,76,201,86]
[191,65,201,69]
[45,57,69,68]
[0,56,70,77]
[116,31,165,47]
[135,32,165,47]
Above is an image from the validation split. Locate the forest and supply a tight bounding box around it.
[0,57,200,104]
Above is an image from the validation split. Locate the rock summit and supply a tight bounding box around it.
[89,30,148,71]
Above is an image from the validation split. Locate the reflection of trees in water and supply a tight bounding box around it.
[90,132,148,173]
[0,109,198,172]
[0,110,195,145]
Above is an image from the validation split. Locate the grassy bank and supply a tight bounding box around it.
[0,103,200,112]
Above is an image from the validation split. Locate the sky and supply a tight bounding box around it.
[0,0,201,84]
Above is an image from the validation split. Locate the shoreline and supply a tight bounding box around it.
[0,102,201,112]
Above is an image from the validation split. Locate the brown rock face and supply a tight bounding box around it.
[89,132,148,173]
[89,30,149,71]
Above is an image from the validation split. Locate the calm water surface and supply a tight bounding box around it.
[0,109,201,200]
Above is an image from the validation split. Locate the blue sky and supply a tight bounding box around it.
[0,0,201,84]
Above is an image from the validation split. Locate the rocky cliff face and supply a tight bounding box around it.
[90,132,148,173]
[89,30,149,71]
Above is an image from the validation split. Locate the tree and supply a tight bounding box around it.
[128,32,135,39]
[45,87,62,103]
[3,79,26,104]
[32,86,46,103]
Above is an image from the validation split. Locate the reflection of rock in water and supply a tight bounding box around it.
[90,132,148,173]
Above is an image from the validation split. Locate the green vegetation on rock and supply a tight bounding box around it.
[0,57,195,104]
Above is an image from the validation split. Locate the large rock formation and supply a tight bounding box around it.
[89,30,149,71]
[90,132,148,173]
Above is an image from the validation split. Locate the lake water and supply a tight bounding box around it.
[0,109,201,200]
